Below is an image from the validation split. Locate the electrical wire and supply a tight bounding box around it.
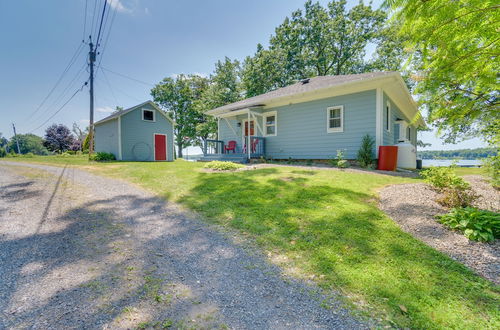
[99,66,119,105]
[28,81,88,134]
[24,42,85,121]
[82,0,88,41]
[100,66,155,87]
[26,61,88,128]
[95,0,108,50]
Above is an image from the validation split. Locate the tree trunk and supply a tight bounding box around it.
[177,139,183,158]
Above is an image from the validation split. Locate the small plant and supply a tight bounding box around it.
[204,161,245,171]
[421,166,477,207]
[0,147,7,158]
[330,149,349,168]
[89,152,116,161]
[357,134,375,168]
[437,207,500,242]
[306,159,313,166]
[286,157,293,164]
[22,152,35,158]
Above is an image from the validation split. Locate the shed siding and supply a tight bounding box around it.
[120,104,174,161]
[94,119,119,158]
[382,92,417,147]
[219,90,376,159]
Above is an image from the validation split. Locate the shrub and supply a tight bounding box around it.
[337,159,349,168]
[204,161,245,171]
[437,207,500,242]
[0,147,6,158]
[421,166,478,207]
[357,134,375,168]
[89,152,116,161]
[483,154,500,189]
[22,152,35,158]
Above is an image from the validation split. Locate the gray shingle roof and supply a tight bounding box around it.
[207,72,396,114]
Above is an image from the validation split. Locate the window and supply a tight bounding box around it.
[385,101,391,132]
[406,126,411,141]
[142,109,155,122]
[263,111,277,136]
[327,105,343,133]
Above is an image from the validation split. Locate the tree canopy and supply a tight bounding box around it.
[8,133,48,155]
[151,74,209,157]
[43,124,75,152]
[386,0,499,146]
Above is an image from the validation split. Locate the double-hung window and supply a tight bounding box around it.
[263,111,277,136]
[327,105,343,133]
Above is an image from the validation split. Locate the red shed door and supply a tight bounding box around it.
[154,134,167,161]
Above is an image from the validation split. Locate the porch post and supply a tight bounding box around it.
[247,111,251,160]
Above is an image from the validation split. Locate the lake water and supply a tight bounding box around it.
[421,159,483,167]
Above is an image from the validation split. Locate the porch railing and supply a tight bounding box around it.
[249,136,265,158]
[203,139,224,156]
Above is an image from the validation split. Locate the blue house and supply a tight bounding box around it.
[94,101,175,161]
[202,72,425,166]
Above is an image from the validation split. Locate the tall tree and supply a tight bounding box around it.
[8,134,48,155]
[386,0,499,146]
[195,57,243,142]
[0,133,8,148]
[151,74,208,157]
[43,124,75,152]
[242,0,386,96]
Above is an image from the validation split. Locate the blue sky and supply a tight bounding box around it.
[0,0,487,151]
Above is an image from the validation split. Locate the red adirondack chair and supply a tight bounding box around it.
[251,138,259,153]
[224,140,237,153]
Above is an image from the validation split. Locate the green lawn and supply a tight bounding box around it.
[3,155,499,329]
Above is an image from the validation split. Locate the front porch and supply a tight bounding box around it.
[200,106,269,163]
[200,136,266,163]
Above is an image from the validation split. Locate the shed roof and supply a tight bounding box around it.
[94,100,174,126]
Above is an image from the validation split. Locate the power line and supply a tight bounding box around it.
[100,66,155,87]
[95,0,108,50]
[82,0,88,41]
[25,61,88,128]
[90,0,100,38]
[29,82,88,134]
[24,42,85,121]
[99,66,119,104]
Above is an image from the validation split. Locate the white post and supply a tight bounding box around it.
[247,111,251,160]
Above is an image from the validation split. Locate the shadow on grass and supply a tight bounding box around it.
[178,168,499,328]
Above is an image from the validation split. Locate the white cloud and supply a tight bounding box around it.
[107,0,132,14]
[96,106,115,113]
[170,72,208,79]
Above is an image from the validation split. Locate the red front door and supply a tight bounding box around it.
[244,120,255,136]
[154,134,167,161]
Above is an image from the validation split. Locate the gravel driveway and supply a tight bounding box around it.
[0,162,368,329]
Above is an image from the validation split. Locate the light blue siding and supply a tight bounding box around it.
[383,92,417,147]
[218,90,376,159]
[120,104,174,161]
[94,119,119,158]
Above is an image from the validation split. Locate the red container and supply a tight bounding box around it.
[378,146,398,171]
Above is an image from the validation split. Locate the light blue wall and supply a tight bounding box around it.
[219,90,377,159]
[94,119,119,157]
[120,104,174,161]
[382,92,417,147]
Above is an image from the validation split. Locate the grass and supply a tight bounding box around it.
[4,155,499,328]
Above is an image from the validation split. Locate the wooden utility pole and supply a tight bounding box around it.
[11,123,20,154]
[88,39,95,154]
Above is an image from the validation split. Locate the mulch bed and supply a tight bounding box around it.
[379,175,499,284]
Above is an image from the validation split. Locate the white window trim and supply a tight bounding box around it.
[326,105,344,133]
[142,109,156,122]
[386,101,391,132]
[262,111,277,136]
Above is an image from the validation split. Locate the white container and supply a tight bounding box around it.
[396,142,416,169]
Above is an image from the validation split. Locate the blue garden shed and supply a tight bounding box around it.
[94,101,174,161]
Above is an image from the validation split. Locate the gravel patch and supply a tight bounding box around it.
[379,175,500,284]
[0,162,371,329]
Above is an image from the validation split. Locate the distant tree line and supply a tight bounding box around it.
[0,123,88,157]
[417,148,498,160]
